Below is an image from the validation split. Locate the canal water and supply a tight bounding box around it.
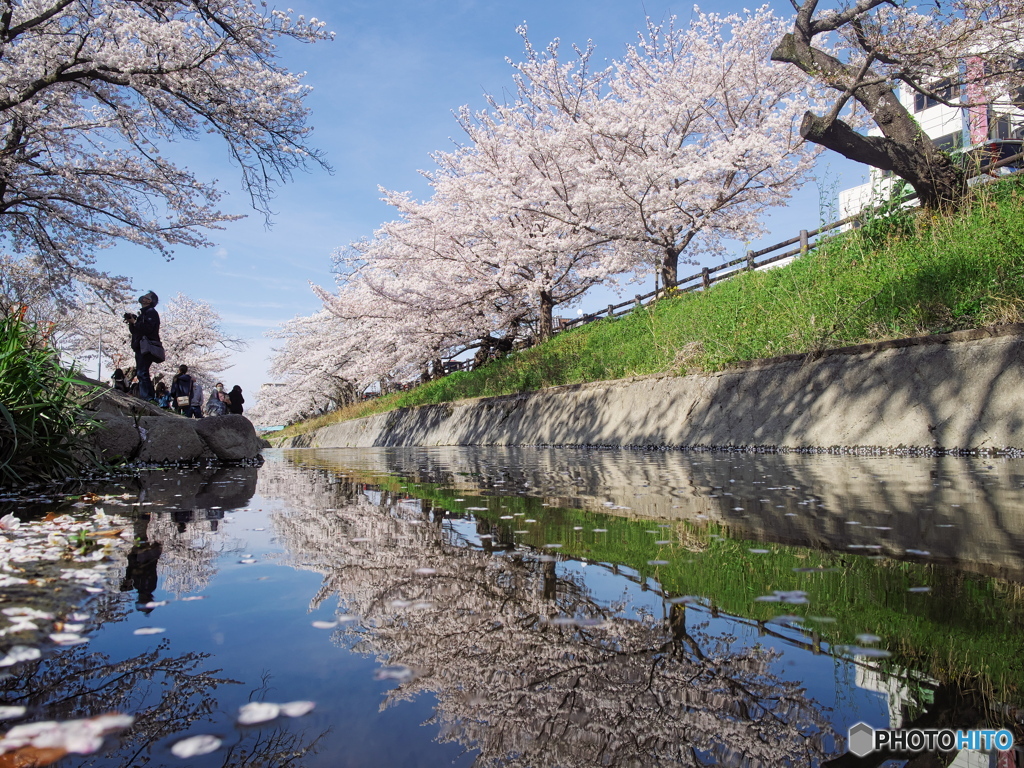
[2,447,1024,767]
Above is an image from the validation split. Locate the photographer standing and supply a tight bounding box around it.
[125,291,161,402]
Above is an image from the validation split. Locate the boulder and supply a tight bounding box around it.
[137,415,208,463]
[193,414,262,461]
[88,411,142,462]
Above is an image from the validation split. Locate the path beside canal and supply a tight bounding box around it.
[281,324,1024,453]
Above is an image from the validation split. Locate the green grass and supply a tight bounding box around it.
[0,313,99,486]
[279,176,1024,440]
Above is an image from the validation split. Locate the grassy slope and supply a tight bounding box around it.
[279,177,1024,440]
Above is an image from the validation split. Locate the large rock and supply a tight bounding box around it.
[193,414,262,461]
[88,411,142,462]
[137,415,208,463]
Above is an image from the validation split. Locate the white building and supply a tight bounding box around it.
[838,78,1024,219]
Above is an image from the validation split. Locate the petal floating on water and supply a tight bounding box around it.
[0,645,41,667]
[171,734,222,758]
[237,702,280,725]
[279,701,316,718]
[374,665,415,683]
[133,627,166,636]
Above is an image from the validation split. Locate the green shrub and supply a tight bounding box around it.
[0,312,98,486]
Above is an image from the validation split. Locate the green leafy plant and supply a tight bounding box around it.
[0,311,99,486]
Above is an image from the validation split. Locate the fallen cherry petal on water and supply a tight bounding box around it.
[133,627,166,636]
[279,701,315,718]
[0,645,41,666]
[49,633,88,646]
[171,734,222,758]
[237,702,280,725]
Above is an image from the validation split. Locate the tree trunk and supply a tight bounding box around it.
[660,248,680,289]
[538,290,554,342]
[772,30,967,211]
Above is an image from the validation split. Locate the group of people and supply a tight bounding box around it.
[112,290,244,418]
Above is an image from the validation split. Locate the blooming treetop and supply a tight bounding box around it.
[503,7,821,287]
[0,0,332,299]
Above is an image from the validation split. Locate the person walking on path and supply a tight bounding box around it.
[126,291,161,402]
[227,385,244,415]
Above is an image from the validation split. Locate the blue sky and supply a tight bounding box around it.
[97,0,866,405]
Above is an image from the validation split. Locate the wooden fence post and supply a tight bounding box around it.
[800,230,809,255]
[634,293,642,307]
[607,304,614,318]
[701,267,710,290]
[746,250,755,271]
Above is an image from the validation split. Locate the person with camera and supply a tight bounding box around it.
[124,291,162,402]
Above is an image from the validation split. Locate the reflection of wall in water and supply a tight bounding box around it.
[292,448,1024,581]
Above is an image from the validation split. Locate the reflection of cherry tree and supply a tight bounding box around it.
[261,463,837,767]
[145,509,245,597]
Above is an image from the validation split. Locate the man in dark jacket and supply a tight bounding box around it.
[126,291,161,401]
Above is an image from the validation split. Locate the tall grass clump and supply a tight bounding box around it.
[0,311,97,486]
[277,176,1024,437]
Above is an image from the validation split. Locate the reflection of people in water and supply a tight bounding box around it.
[120,541,163,612]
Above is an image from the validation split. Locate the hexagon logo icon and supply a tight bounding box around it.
[848,722,875,757]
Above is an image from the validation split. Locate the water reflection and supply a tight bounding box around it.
[267,448,1024,765]
[284,447,1024,579]
[5,449,1024,766]
[264,465,836,767]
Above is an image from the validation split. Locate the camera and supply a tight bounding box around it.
[122,312,137,323]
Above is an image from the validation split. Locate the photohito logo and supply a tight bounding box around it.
[847,722,1015,756]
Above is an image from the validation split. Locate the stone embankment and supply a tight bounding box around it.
[84,388,264,463]
[280,324,1024,453]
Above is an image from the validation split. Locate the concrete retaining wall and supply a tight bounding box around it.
[281,325,1024,452]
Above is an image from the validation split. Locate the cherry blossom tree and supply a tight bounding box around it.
[0,0,332,299]
[248,310,360,426]
[304,8,819,397]
[771,0,1024,209]
[502,8,820,288]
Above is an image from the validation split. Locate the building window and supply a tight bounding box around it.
[933,131,964,152]
[913,79,957,112]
